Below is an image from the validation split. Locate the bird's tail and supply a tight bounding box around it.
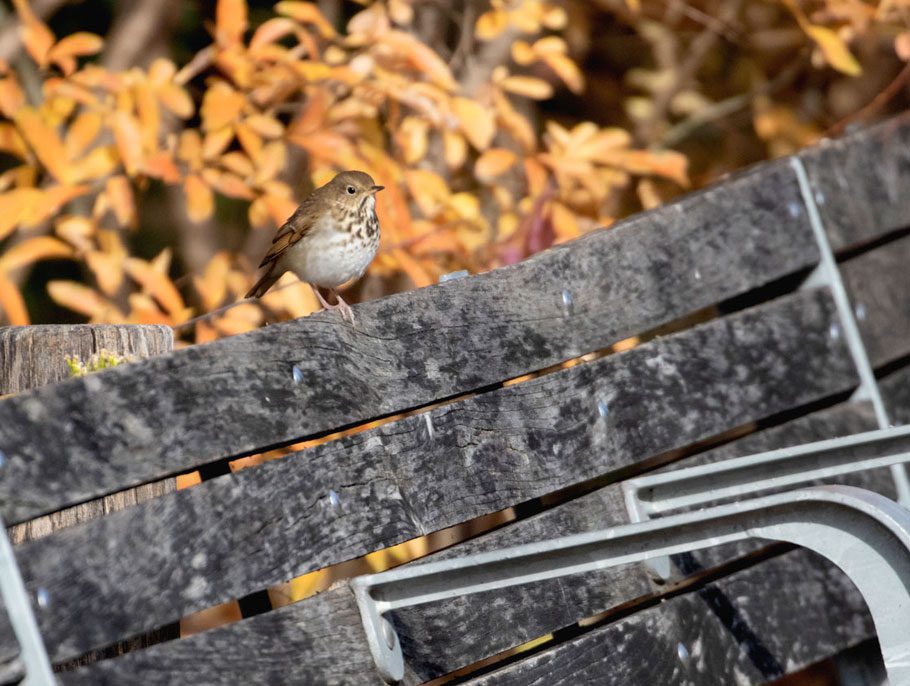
[245,267,281,298]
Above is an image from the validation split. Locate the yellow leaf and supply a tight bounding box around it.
[203,168,256,199]
[533,36,569,54]
[452,97,495,150]
[612,149,689,187]
[111,110,144,175]
[135,83,161,153]
[65,111,102,158]
[245,114,284,139]
[475,148,518,183]
[0,271,28,324]
[14,107,71,182]
[185,175,214,223]
[493,91,535,152]
[804,25,862,76]
[221,151,254,177]
[48,280,120,320]
[234,121,263,160]
[0,236,73,272]
[69,145,118,183]
[148,57,177,85]
[202,125,235,160]
[86,250,123,296]
[216,0,248,46]
[157,83,194,119]
[276,1,338,38]
[443,129,467,170]
[178,130,203,169]
[125,256,186,319]
[379,31,457,90]
[250,18,298,52]
[391,248,433,287]
[13,0,55,68]
[105,175,135,227]
[0,74,25,117]
[397,115,429,165]
[47,32,103,75]
[54,215,94,251]
[405,169,449,216]
[541,52,585,93]
[511,41,535,65]
[550,202,580,240]
[499,75,553,100]
[143,150,182,183]
[200,82,245,131]
[253,141,286,185]
[193,251,230,310]
[0,122,27,159]
[475,9,509,40]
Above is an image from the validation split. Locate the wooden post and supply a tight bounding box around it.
[0,324,180,665]
[0,324,175,543]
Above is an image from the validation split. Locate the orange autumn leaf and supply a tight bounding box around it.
[47,32,103,75]
[111,110,144,175]
[86,251,124,296]
[143,150,182,183]
[379,31,457,90]
[216,0,248,46]
[13,0,55,68]
[0,271,28,324]
[124,256,186,319]
[452,97,495,151]
[14,107,71,182]
[200,82,246,131]
[0,74,25,117]
[0,236,74,272]
[498,75,554,100]
[105,175,136,227]
[275,1,337,38]
[391,248,434,287]
[65,111,102,158]
[249,18,298,52]
[184,174,214,222]
[194,251,231,310]
[245,114,284,139]
[475,148,518,183]
[541,52,585,94]
[48,280,120,320]
[804,25,862,76]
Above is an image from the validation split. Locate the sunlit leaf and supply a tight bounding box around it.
[276,1,337,37]
[185,174,214,222]
[47,32,103,75]
[111,110,144,175]
[0,236,73,272]
[475,9,509,40]
[804,25,862,76]
[442,129,467,170]
[157,83,194,118]
[897,32,910,61]
[453,97,495,150]
[201,82,246,131]
[499,75,554,99]
[221,151,254,177]
[0,271,28,324]
[475,148,518,183]
[48,280,120,320]
[13,0,55,68]
[234,121,263,160]
[397,115,429,165]
[70,145,118,182]
[105,176,135,227]
[0,122,28,159]
[245,114,284,139]
[250,17,297,52]
[216,0,248,46]
[202,125,235,159]
[405,169,449,216]
[14,107,71,182]
[143,150,182,183]
[253,141,286,185]
[125,255,186,319]
[194,251,230,310]
[541,52,585,93]
[550,201,580,240]
[391,248,433,287]
[379,31,457,90]
[0,74,25,117]
[65,111,102,158]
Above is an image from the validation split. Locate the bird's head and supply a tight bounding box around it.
[327,170,384,212]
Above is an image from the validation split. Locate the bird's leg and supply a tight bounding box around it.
[311,285,356,324]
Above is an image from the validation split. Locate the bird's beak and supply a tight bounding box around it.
[370,185,384,194]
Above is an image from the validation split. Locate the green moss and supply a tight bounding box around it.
[66,350,128,378]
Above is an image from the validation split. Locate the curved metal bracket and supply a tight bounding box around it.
[352,486,910,684]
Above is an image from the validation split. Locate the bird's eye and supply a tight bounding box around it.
[347,186,356,194]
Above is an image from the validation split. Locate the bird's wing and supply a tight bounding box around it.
[257,202,316,268]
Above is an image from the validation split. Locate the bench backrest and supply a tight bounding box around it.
[1,115,910,684]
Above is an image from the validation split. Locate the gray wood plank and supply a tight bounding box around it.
[841,233,910,368]
[59,404,884,686]
[880,364,910,424]
[0,158,819,523]
[800,114,910,251]
[58,586,379,686]
[16,288,858,662]
[467,547,874,686]
[388,402,890,683]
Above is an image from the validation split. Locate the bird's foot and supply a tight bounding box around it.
[312,287,356,325]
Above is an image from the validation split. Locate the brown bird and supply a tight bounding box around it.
[246,170,384,323]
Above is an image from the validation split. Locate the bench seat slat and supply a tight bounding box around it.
[0,159,819,523]
[13,288,858,662]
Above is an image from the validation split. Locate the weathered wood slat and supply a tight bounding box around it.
[389,402,890,683]
[880,364,910,424]
[841,233,910,368]
[801,114,910,251]
[467,547,874,686]
[58,586,376,686]
[0,159,820,523]
[13,289,858,662]
[61,402,885,685]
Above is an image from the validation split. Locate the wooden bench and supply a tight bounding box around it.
[2,113,910,684]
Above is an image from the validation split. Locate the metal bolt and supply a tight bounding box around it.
[439,270,469,283]
[855,303,867,321]
[0,450,6,469]
[694,269,701,281]
[424,414,436,441]
[35,588,49,609]
[292,365,304,384]
[814,189,826,205]
[788,202,801,218]
[328,490,341,508]
[597,400,609,418]
[561,289,574,316]
[829,323,841,341]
